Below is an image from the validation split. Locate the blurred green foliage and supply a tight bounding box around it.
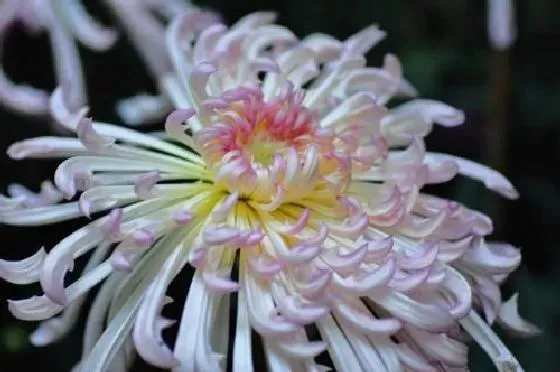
[1,326,28,352]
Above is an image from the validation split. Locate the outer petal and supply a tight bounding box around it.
[0,248,46,284]
[498,293,541,337]
[424,153,519,199]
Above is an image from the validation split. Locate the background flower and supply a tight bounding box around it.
[0,0,216,127]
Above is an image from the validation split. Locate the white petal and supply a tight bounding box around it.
[304,57,366,109]
[50,87,204,164]
[194,291,228,371]
[440,266,473,320]
[54,156,181,197]
[460,310,523,372]
[233,11,277,30]
[7,137,87,159]
[333,298,401,336]
[394,344,436,372]
[264,328,323,372]
[79,185,140,218]
[0,201,111,226]
[316,315,364,372]
[263,343,306,372]
[48,19,87,113]
[367,339,403,371]
[272,337,326,360]
[63,0,118,51]
[82,273,123,357]
[232,265,254,372]
[78,283,144,371]
[0,67,49,115]
[498,293,540,337]
[209,283,231,367]
[245,270,298,337]
[80,231,183,371]
[0,248,46,284]
[133,246,184,368]
[9,262,112,321]
[373,292,455,332]
[30,242,111,346]
[395,78,418,97]
[405,327,468,367]
[39,224,106,304]
[333,320,392,372]
[134,171,162,199]
[173,274,224,372]
[106,336,135,372]
[76,117,115,151]
[344,25,386,55]
[116,94,171,126]
[107,0,171,79]
[423,153,519,199]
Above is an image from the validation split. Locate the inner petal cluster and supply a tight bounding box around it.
[195,84,347,207]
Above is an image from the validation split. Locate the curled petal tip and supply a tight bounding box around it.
[45,290,68,307]
[173,207,193,225]
[133,229,155,246]
[202,270,239,293]
[109,251,133,273]
[40,253,73,306]
[166,108,196,124]
[134,170,161,199]
[492,183,520,200]
[203,225,239,245]
[6,140,53,160]
[78,197,91,218]
[498,293,541,337]
[76,117,115,150]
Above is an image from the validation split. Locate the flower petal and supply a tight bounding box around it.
[424,153,519,199]
[461,310,522,372]
[498,293,541,337]
[0,248,46,284]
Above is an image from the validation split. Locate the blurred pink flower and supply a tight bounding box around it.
[0,0,217,126]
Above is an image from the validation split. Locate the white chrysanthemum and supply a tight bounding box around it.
[0,11,537,372]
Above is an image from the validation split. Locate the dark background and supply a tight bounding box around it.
[1,0,559,371]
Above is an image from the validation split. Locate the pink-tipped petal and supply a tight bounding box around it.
[202,269,239,293]
[76,117,115,151]
[203,226,239,246]
[172,206,193,225]
[134,170,161,199]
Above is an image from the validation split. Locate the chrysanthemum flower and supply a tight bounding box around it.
[0,12,538,372]
[0,0,215,125]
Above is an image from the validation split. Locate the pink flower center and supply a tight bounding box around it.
[193,84,360,201]
[199,86,318,167]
